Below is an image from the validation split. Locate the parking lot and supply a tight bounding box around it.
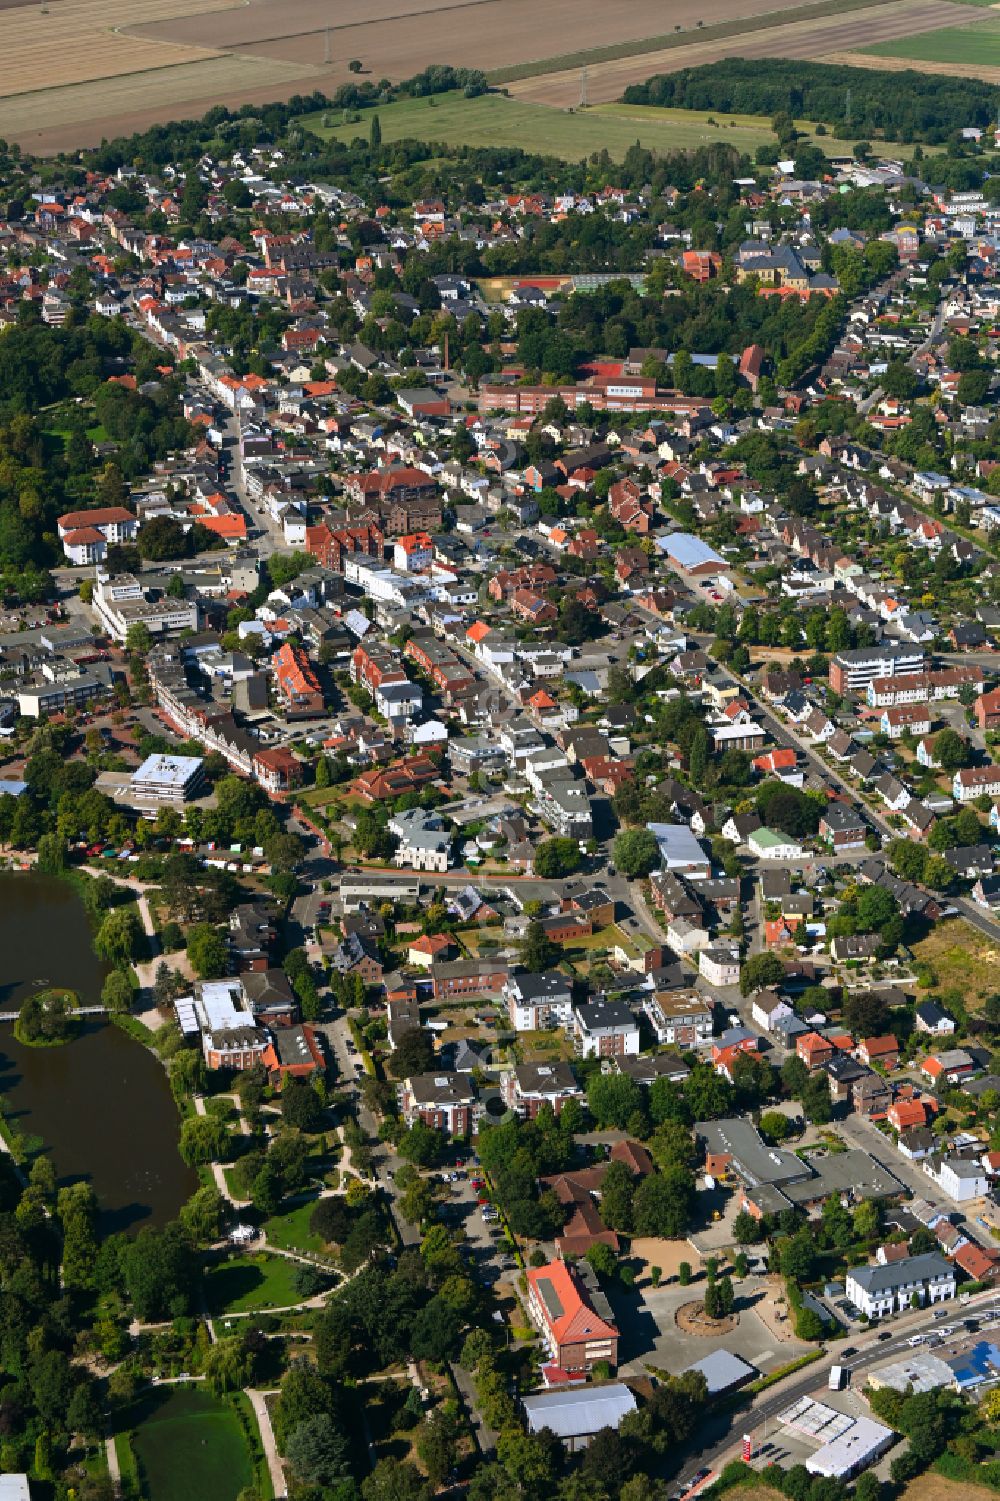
[441,1169,519,1289]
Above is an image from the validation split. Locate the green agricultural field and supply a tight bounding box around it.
[204,1252,303,1314]
[301,90,776,161]
[864,17,1000,63]
[121,1388,254,1501]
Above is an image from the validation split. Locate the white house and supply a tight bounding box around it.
[699,945,740,988]
[748,828,803,861]
[504,972,574,1032]
[924,1155,990,1203]
[388,807,450,874]
[751,992,792,1031]
[845,1252,955,1320]
[914,1001,956,1037]
[572,999,639,1059]
[58,504,138,564]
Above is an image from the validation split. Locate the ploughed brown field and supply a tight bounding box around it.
[0,0,978,152]
[505,0,971,103]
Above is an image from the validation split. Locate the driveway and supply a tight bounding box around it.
[605,1271,810,1379]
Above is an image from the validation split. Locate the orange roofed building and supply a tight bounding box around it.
[526,1259,619,1375]
[272,642,324,719]
[261,1023,324,1086]
[352,754,438,804]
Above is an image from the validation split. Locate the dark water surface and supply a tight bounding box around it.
[0,871,198,1231]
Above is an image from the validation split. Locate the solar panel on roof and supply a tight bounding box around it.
[537,1278,565,1323]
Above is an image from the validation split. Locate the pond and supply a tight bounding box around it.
[0,871,198,1232]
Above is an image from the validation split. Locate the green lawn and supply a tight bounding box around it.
[121,1388,254,1501]
[864,17,1000,63]
[265,1197,326,1255]
[302,90,926,164]
[597,102,921,160]
[204,1253,303,1314]
[301,90,777,162]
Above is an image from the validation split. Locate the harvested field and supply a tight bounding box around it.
[0,53,316,142]
[901,1478,999,1501]
[132,0,824,60]
[0,0,237,98]
[0,0,973,150]
[504,0,971,103]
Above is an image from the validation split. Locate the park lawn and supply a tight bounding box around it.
[864,17,1000,63]
[262,1194,325,1254]
[122,1388,254,1501]
[911,919,1000,1010]
[569,922,642,958]
[300,90,777,162]
[204,1252,303,1314]
[297,786,344,810]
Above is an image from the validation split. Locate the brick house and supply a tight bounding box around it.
[501,1062,584,1119]
[431,959,509,999]
[261,1024,325,1085]
[401,1072,477,1135]
[526,1260,619,1374]
[797,1031,834,1070]
[857,1035,900,1071]
[253,746,304,794]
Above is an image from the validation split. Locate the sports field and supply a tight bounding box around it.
[863,14,1000,61]
[122,1388,253,1501]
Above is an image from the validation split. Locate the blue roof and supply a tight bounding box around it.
[949,1340,1000,1389]
[0,780,27,797]
[656,532,725,570]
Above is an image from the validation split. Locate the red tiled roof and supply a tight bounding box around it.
[527,1260,618,1346]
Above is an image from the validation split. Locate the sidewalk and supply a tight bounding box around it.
[247,1388,285,1500]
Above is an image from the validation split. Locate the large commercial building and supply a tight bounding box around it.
[522,1386,636,1451]
[828,646,925,696]
[93,570,198,642]
[129,753,205,806]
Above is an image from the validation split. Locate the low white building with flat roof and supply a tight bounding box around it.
[130,752,206,805]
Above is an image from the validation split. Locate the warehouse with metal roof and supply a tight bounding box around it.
[522,1384,637,1451]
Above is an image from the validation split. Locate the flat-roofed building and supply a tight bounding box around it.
[522,1385,636,1451]
[130,752,205,805]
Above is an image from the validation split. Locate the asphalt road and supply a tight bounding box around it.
[675,1285,1000,1490]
